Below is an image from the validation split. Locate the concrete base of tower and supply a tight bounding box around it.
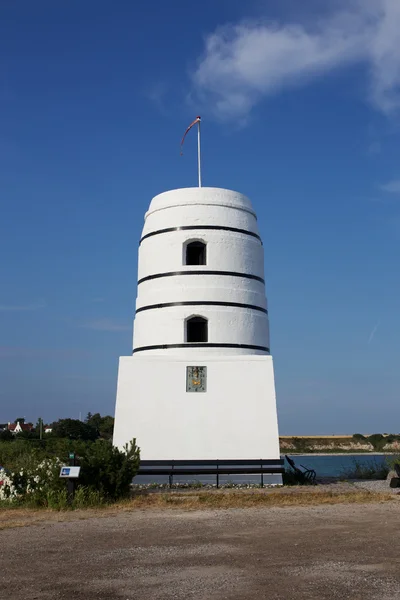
[113,353,281,483]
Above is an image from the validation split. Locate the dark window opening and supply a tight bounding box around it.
[185,241,206,265]
[186,317,208,343]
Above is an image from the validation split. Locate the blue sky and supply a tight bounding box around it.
[1,0,400,433]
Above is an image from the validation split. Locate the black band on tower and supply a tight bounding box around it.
[140,225,262,245]
[138,270,265,285]
[135,300,268,315]
[133,342,270,354]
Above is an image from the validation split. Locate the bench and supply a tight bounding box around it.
[138,459,285,488]
[285,455,317,484]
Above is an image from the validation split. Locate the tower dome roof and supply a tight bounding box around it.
[146,187,256,218]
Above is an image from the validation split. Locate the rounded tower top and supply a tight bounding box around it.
[146,187,256,219]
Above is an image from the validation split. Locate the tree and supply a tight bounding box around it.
[14,417,25,425]
[99,416,114,440]
[51,419,98,441]
[0,429,14,441]
[85,413,114,440]
[86,412,102,430]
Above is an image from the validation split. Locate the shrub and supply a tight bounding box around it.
[352,433,367,441]
[291,437,311,453]
[340,458,389,480]
[367,434,386,451]
[46,489,69,510]
[77,439,140,501]
[387,455,400,471]
[0,438,140,506]
[383,434,400,446]
[73,486,106,508]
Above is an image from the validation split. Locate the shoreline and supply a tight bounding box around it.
[283,452,396,456]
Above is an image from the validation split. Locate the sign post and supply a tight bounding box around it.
[59,452,80,505]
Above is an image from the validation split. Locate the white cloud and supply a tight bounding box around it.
[380,179,400,193]
[82,318,131,332]
[192,0,400,120]
[0,301,45,311]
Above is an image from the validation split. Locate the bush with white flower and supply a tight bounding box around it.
[0,458,63,503]
[0,468,19,501]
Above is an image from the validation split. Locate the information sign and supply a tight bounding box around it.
[59,466,81,478]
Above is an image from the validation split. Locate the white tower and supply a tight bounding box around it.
[113,187,280,469]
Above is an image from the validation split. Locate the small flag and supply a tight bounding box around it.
[180,116,201,155]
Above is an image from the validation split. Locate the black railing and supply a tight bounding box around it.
[138,458,284,488]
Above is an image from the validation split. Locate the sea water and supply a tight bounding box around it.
[285,453,388,478]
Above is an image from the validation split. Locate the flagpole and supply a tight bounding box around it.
[180,116,202,187]
[197,118,202,188]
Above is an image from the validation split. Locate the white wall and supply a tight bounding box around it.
[113,186,281,470]
[133,187,270,355]
[133,305,269,354]
[113,354,280,461]
[138,230,265,281]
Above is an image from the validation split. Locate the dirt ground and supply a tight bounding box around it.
[1,501,400,600]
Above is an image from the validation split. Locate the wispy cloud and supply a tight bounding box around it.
[82,318,131,332]
[0,301,45,311]
[380,179,400,193]
[368,319,380,344]
[192,0,400,120]
[145,81,170,115]
[0,346,92,359]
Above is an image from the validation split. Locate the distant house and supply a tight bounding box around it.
[44,426,52,434]
[8,422,34,434]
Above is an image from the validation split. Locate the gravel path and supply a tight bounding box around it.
[1,500,400,599]
[351,479,399,494]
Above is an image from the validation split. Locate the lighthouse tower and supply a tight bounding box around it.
[113,186,280,467]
